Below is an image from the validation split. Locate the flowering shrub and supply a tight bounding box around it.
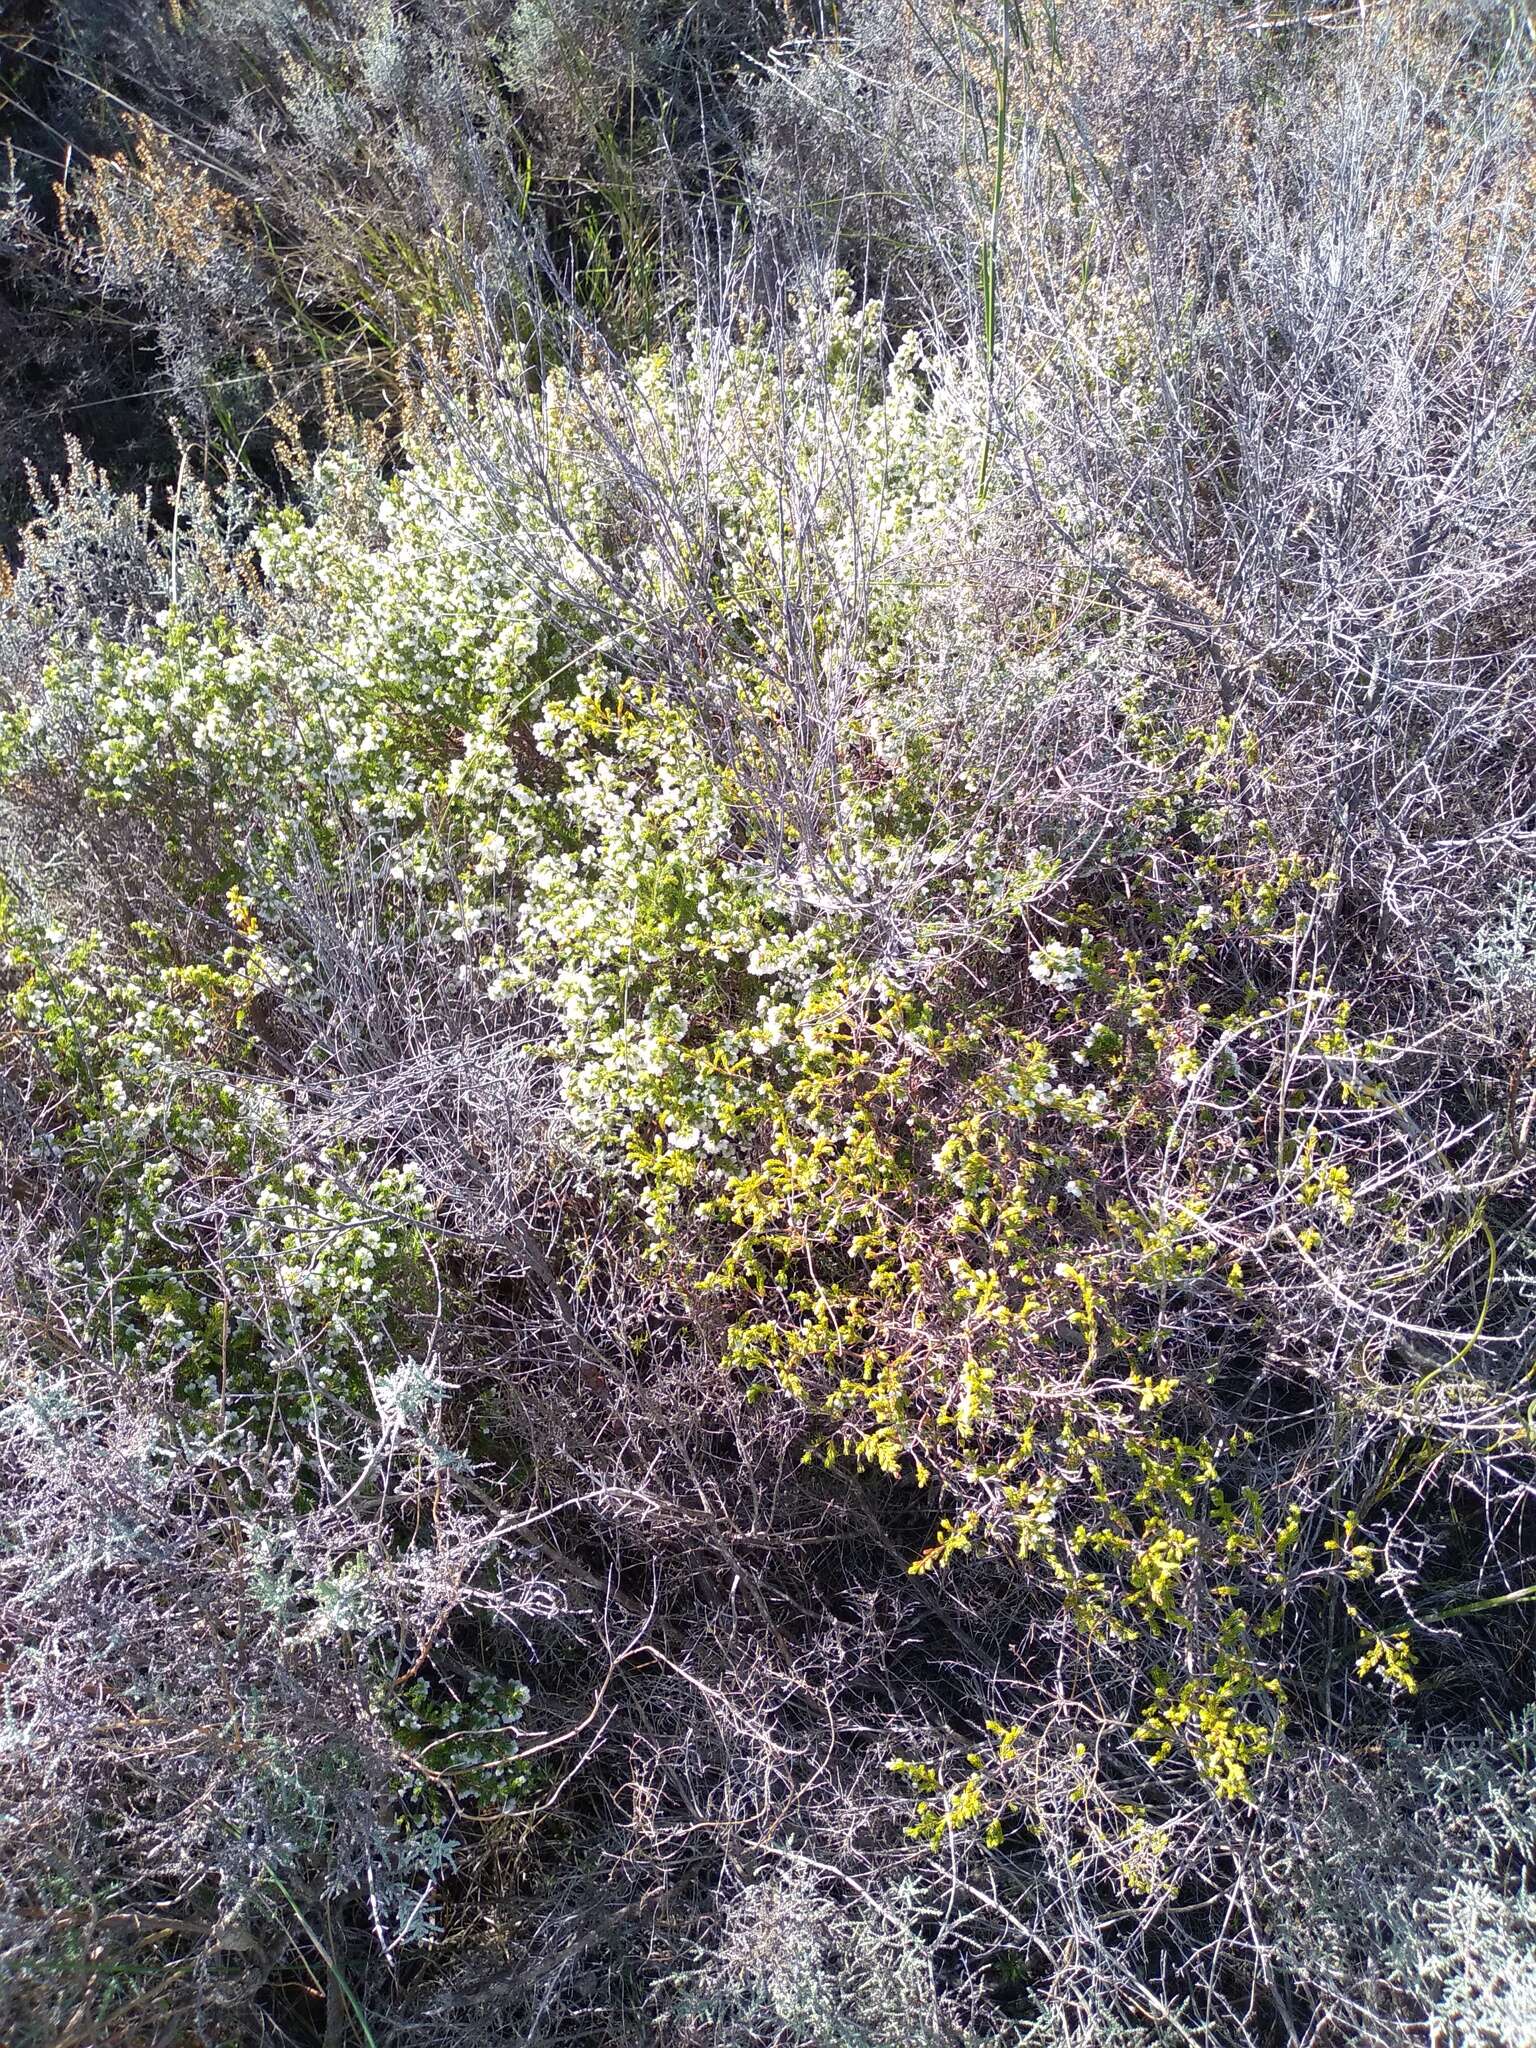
[9,298,1495,1796]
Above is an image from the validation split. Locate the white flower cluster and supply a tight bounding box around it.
[1028,941,1086,992]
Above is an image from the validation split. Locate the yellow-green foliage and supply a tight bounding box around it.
[490,656,1421,1799]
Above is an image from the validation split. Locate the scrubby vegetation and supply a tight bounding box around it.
[5,4,1536,2044]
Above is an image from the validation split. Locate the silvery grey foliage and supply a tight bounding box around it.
[1261,1716,1536,2048]
[1463,883,1536,1001]
[673,1872,978,2048]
